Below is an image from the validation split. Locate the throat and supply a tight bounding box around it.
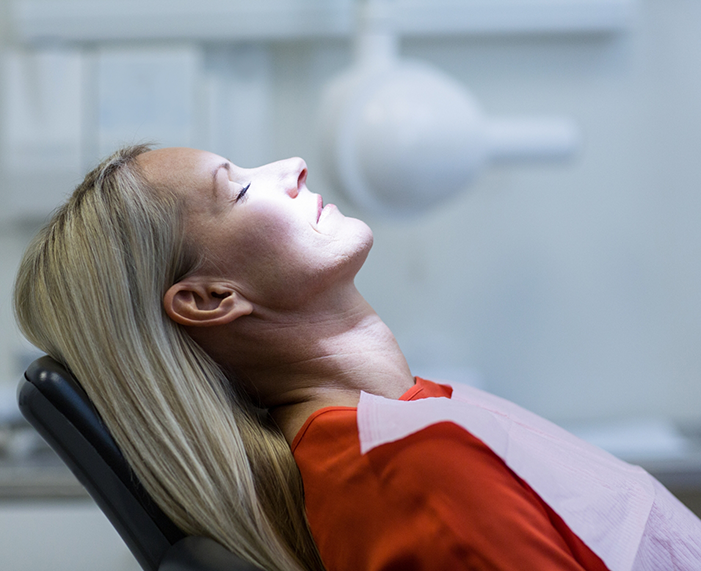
[224,295,416,443]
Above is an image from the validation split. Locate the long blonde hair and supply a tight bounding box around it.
[14,145,325,571]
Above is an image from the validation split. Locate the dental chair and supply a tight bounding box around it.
[18,355,261,571]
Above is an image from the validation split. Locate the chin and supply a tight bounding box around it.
[353,221,374,256]
[351,216,374,243]
[351,226,374,269]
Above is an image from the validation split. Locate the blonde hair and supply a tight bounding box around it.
[14,145,325,571]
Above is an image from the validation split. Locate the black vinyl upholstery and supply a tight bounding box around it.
[18,355,260,571]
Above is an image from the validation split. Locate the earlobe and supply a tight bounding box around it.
[163,278,253,327]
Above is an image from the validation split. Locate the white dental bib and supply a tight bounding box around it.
[357,382,701,571]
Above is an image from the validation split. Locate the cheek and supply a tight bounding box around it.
[240,212,305,262]
[206,204,371,306]
[225,216,314,291]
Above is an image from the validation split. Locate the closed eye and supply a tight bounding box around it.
[235,183,251,203]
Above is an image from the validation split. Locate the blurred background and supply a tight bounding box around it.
[1,0,701,569]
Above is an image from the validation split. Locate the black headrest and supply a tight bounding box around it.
[18,355,185,571]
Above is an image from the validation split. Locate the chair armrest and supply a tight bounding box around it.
[158,536,262,571]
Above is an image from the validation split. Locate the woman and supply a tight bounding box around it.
[14,146,326,571]
[14,145,701,571]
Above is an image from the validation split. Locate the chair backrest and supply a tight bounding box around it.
[18,355,186,571]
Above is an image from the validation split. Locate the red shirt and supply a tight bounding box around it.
[292,378,609,571]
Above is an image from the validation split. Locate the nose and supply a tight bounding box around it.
[281,157,307,198]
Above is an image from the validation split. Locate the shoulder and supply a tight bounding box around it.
[295,406,594,570]
[295,406,500,508]
[295,406,608,571]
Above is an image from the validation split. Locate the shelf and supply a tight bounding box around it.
[12,0,636,44]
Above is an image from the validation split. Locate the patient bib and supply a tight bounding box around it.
[357,382,701,571]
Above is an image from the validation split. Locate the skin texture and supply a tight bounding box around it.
[137,147,415,443]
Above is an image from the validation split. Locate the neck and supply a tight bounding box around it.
[215,287,414,443]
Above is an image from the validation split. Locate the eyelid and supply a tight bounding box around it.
[235,182,251,203]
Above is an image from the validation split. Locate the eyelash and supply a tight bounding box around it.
[235,183,251,203]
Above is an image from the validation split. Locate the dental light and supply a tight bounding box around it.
[318,0,580,216]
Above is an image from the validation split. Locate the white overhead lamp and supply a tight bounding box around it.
[318,0,581,216]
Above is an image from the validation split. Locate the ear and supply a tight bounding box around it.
[163,276,253,327]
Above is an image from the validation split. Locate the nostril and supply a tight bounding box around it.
[298,167,308,189]
[282,157,307,197]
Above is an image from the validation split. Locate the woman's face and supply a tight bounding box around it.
[139,147,373,309]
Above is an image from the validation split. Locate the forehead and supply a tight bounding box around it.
[136,147,224,198]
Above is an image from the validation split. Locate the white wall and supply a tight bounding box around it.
[1,0,701,431]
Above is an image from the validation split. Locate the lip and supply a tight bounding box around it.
[317,194,323,223]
